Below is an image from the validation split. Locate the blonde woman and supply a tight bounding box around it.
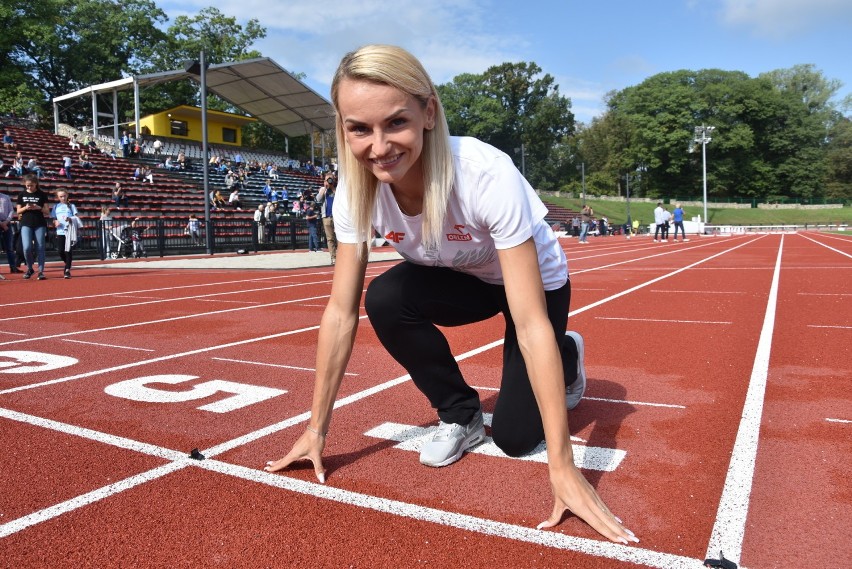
[264,45,637,545]
[50,190,79,278]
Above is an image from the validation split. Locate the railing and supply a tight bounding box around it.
[26,217,328,261]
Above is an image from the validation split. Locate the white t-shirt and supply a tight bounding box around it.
[334,136,568,290]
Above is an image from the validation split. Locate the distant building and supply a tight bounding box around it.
[132,105,257,146]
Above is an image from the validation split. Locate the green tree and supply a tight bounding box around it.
[438,62,574,189]
[2,0,167,122]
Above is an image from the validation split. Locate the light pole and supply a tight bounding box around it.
[693,125,715,225]
[185,51,212,254]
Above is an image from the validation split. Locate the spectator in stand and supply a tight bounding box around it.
[267,164,279,181]
[262,180,274,202]
[176,150,186,170]
[316,175,337,264]
[16,174,49,280]
[112,183,128,208]
[50,189,80,279]
[672,203,689,242]
[142,166,154,184]
[26,157,43,178]
[2,130,15,149]
[254,203,265,243]
[152,138,163,156]
[234,152,243,169]
[78,151,93,169]
[120,131,131,158]
[0,189,20,273]
[62,155,73,180]
[69,134,81,150]
[305,202,319,252]
[228,188,243,210]
[165,156,179,171]
[291,199,301,218]
[5,152,24,178]
[211,189,227,209]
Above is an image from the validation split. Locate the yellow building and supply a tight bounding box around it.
[133,105,257,146]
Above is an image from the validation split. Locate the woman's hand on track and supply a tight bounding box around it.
[537,463,639,545]
[264,428,327,483]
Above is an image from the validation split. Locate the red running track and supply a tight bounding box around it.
[0,233,849,568]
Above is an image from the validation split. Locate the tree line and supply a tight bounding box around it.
[2,0,849,202]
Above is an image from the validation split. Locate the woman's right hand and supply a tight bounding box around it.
[264,427,327,483]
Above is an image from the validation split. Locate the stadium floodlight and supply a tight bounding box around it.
[185,52,213,255]
[693,125,715,226]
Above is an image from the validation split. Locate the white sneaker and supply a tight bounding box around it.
[419,409,485,467]
[565,331,586,410]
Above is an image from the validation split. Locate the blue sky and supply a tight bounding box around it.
[159,0,852,124]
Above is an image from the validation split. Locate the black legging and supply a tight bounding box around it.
[55,235,72,270]
[365,262,576,457]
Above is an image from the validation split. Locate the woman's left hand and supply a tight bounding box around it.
[537,463,639,545]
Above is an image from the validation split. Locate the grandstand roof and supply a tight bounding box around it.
[53,57,335,138]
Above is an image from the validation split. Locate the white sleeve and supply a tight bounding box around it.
[332,180,369,244]
[474,153,546,250]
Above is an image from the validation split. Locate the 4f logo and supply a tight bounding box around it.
[385,230,406,244]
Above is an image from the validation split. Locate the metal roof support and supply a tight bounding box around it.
[133,79,141,140]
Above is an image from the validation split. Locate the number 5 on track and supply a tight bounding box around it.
[104,374,287,413]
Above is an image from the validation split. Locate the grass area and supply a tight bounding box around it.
[543,196,852,227]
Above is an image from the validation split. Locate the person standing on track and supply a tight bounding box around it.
[16,173,49,280]
[50,189,80,279]
[317,174,338,264]
[672,203,689,242]
[653,201,665,243]
[264,44,638,546]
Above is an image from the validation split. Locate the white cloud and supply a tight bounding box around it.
[720,0,852,39]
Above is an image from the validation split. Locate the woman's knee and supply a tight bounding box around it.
[490,420,542,458]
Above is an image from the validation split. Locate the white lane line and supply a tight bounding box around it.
[198,459,707,569]
[807,324,852,330]
[0,461,187,539]
[0,292,333,350]
[211,357,359,377]
[363,422,626,472]
[0,331,27,336]
[1,277,334,322]
[0,310,346,395]
[110,295,166,300]
[0,406,186,461]
[798,292,852,297]
[62,339,156,352]
[583,397,687,409]
[570,237,764,319]
[705,235,784,564]
[826,418,851,424]
[0,270,331,308]
[195,298,263,304]
[595,317,732,325]
[650,290,746,294]
[798,233,852,259]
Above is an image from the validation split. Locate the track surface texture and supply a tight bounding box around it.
[0,234,849,568]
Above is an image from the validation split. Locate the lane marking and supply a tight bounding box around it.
[584,397,687,409]
[595,317,732,325]
[62,339,156,352]
[0,312,344,395]
[0,277,334,323]
[0,331,28,336]
[0,462,187,539]
[650,290,746,294]
[705,235,784,564]
[0,270,333,309]
[364,422,626,472]
[0,292,333,351]
[200,459,708,569]
[798,233,852,259]
[212,357,359,377]
[195,298,263,304]
[798,292,852,297]
[825,418,851,424]
[808,324,852,330]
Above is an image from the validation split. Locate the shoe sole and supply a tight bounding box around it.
[419,425,486,468]
[565,331,586,410]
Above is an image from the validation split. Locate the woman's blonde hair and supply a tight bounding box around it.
[331,45,454,253]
